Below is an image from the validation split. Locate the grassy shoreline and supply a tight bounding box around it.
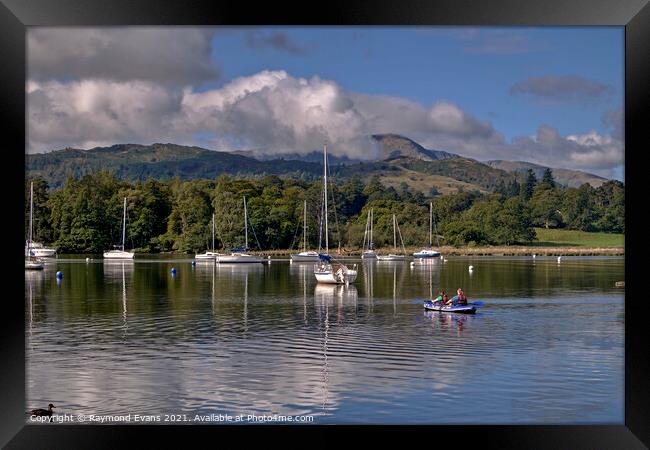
[228,246,625,257]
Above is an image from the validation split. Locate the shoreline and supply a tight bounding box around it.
[48,246,625,258]
[248,246,625,257]
[149,246,623,257]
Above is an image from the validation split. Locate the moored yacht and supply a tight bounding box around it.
[195,214,224,261]
[413,202,441,259]
[312,144,357,284]
[291,200,320,262]
[361,208,377,259]
[216,197,264,264]
[25,182,44,270]
[24,241,57,258]
[377,214,407,261]
[104,197,135,259]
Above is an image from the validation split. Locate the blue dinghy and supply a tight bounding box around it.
[423,301,477,314]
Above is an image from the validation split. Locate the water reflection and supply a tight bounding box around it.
[26,257,624,424]
[424,310,470,337]
[103,261,133,337]
[314,284,358,305]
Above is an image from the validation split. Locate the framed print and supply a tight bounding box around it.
[2,0,648,447]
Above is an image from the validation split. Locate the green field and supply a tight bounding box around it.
[531,228,624,248]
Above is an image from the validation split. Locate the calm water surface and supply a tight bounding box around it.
[25,256,624,424]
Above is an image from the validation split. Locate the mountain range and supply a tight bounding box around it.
[26,134,609,192]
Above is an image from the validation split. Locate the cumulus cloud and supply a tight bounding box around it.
[26,69,623,177]
[510,75,614,104]
[27,79,185,151]
[505,125,624,177]
[28,27,220,84]
[602,107,624,140]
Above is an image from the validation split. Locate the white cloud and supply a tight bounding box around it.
[26,70,623,178]
[28,27,220,84]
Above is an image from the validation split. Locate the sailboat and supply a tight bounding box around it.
[103,197,135,259]
[25,182,45,270]
[291,200,320,262]
[196,214,223,261]
[361,208,377,259]
[216,197,264,263]
[413,202,441,258]
[313,144,357,284]
[378,214,407,261]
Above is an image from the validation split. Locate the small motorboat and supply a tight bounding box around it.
[423,301,476,314]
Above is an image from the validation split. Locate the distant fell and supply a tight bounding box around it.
[372,134,460,161]
[486,160,607,188]
[27,143,322,189]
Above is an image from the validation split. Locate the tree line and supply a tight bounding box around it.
[25,168,624,253]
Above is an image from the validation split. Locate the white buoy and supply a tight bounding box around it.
[469,265,474,271]
[532,254,536,259]
[86,257,90,263]
[557,256,562,262]
[410,261,415,267]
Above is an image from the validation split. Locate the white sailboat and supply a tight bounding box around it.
[313,144,357,284]
[216,196,264,264]
[378,214,407,261]
[196,214,223,261]
[413,202,441,258]
[291,200,320,262]
[24,182,57,258]
[25,182,45,270]
[361,208,377,259]
[103,197,135,259]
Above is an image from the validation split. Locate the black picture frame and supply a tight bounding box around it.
[1,0,647,447]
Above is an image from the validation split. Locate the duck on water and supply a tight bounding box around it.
[28,403,56,421]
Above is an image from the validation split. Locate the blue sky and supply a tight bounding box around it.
[27,26,624,179]
[210,27,623,142]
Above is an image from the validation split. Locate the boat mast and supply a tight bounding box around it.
[212,213,215,251]
[122,197,127,252]
[368,208,373,250]
[244,196,248,250]
[28,182,34,253]
[429,202,432,247]
[393,214,397,251]
[303,200,307,252]
[323,144,328,254]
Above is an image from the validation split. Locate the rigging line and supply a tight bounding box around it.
[247,205,264,251]
[326,158,342,250]
[288,205,302,251]
[318,182,325,253]
[432,204,441,247]
[396,217,407,254]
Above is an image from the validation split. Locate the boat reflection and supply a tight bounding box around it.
[103,260,132,335]
[216,262,264,279]
[424,310,470,336]
[314,284,358,305]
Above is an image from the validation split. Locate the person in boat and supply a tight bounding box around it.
[456,288,467,306]
[432,290,445,305]
[451,288,468,306]
[442,292,452,306]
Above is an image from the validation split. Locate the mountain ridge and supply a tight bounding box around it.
[26,135,610,191]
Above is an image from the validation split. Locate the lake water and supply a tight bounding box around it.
[25,256,624,424]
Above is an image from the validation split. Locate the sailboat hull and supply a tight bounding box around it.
[361,251,377,259]
[413,250,441,258]
[377,254,406,261]
[314,263,358,284]
[103,250,135,259]
[291,252,320,262]
[25,260,45,270]
[217,253,264,263]
[25,246,57,258]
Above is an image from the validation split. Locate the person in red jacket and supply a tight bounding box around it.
[455,288,468,306]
